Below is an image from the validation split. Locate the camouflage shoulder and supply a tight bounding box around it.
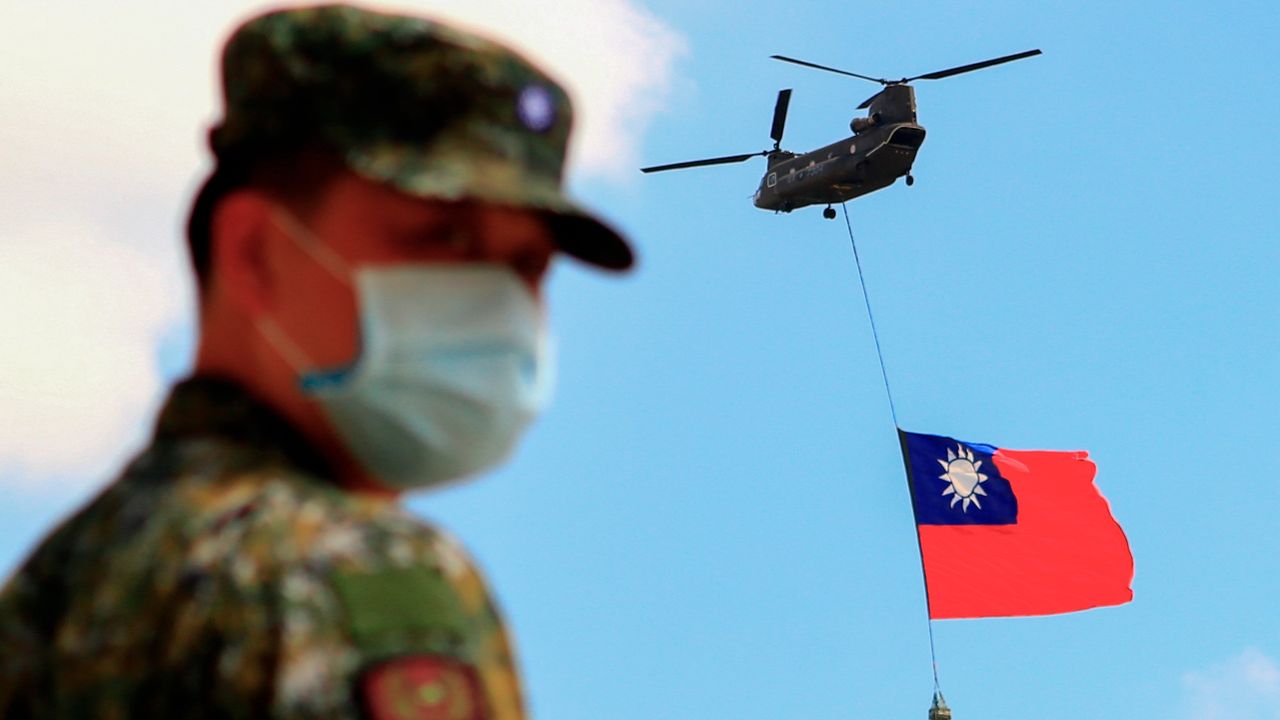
[165,466,503,641]
[166,468,524,716]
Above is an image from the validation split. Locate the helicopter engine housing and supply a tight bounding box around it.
[850,115,878,133]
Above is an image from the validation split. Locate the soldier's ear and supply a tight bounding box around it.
[209,190,275,318]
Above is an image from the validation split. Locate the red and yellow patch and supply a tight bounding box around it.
[360,656,487,720]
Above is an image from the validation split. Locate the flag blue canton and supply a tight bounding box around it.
[900,430,1018,526]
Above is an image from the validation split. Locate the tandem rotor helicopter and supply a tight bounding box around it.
[641,49,1042,219]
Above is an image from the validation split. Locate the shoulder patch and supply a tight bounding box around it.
[360,655,487,720]
[333,565,470,651]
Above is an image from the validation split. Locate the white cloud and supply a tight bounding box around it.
[1183,648,1280,720]
[0,221,185,489]
[0,1,683,201]
[0,1,685,496]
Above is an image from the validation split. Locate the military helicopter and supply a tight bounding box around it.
[641,49,1041,219]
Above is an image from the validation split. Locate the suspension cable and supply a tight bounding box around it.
[838,201,941,695]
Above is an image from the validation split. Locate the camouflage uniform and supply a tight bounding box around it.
[0,5,632,717]
[0,377,523,718]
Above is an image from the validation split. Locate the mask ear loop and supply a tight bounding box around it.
[256,315,313,374]
[257,207,357,384]
[270,207,354,285]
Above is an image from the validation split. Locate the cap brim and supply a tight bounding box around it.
[346,145,634,271]
[543,209,633,271]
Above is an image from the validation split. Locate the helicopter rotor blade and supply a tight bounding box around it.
[640,151,767,174]
[907,49,1042,82]
[770,89,792,148]
[769,55,887,85]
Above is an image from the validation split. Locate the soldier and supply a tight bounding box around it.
[0,5,631,718]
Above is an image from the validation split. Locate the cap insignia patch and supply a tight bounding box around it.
[516,84,556,133]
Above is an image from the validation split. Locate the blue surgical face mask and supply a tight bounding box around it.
[257,209,555,490]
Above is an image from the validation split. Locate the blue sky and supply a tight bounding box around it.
[3,1,1278,718]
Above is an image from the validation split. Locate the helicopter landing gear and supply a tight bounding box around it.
[822,206,837,220]
[905,173,915,186]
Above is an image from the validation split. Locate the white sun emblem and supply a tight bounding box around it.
[516,84,556,132]
[938,444,989,512]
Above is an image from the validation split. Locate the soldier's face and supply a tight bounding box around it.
[262,171,557,372]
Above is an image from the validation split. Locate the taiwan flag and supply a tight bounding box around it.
[898,430,1133,620]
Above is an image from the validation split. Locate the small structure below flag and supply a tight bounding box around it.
[899,430,1134,619]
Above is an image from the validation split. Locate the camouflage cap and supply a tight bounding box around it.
[206,3,632,270]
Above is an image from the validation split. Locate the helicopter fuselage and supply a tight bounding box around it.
[642,50,1041,214]
[752,119,926,212]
